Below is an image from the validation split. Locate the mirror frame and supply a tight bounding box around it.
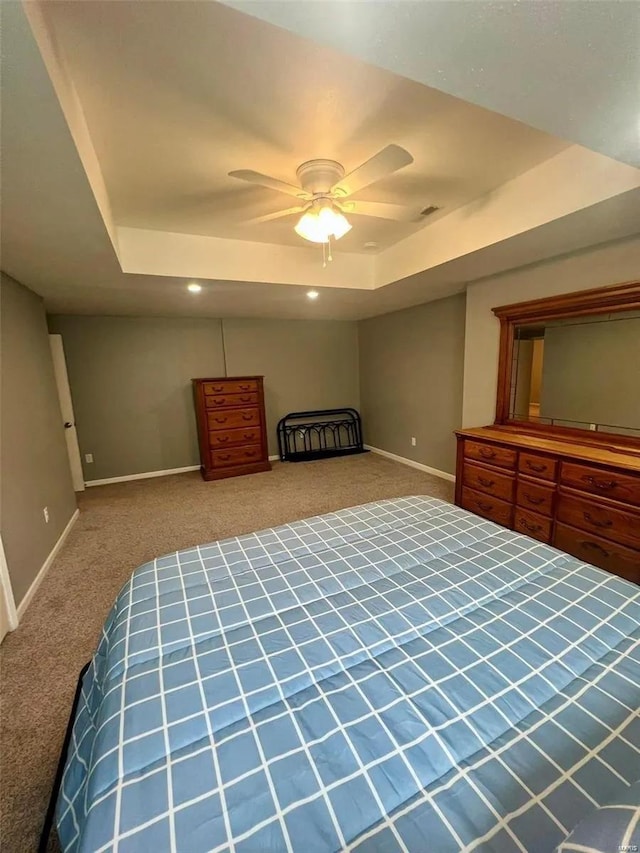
[492,279,640,448]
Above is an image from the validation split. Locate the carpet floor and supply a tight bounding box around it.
[0,454,453,852]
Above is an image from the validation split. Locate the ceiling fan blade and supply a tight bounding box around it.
[243,206,305,225]
[342,200,420,222]
[332,145,413,197]
[228,169,309,200]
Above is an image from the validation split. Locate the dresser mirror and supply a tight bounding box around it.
[493,280,640,448]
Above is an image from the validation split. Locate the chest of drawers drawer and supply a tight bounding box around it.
[205,392,258,409]
[516,479,555,517]
[518,452,558,482]
[211,444,263,468]
[209,426,262,448]
[560,462,640,507]
[460,486,513,527]
[554,523,640,584]
[207,408,261,431]
[203,379,258,396]
[557,492,640,551]
[464,440,516,470]
[514,507,552,544]
[463,462,515,502]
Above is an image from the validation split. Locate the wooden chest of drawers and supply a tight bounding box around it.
[455,427,640,584]
[193,376,271,481]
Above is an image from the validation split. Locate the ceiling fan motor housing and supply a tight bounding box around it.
[296,159,345,196]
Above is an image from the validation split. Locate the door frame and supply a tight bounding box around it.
[49,334,85,492]
[0,535,18,641]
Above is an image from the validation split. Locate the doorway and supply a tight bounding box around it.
[49,334,85,492]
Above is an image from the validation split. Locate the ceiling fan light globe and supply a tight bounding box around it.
[318,206,352,240]
[294,210,329,243]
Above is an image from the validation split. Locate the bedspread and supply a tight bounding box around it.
[57,496,640,852]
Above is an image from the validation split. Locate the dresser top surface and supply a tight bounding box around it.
[456,426,640,473]
[192,376,264,382]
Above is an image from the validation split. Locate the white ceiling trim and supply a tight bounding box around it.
[116,147,640,291]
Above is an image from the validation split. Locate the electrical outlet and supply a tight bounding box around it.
[589,424,597,431]
[411,437,417,447]
[85,453,94,463]
[43,507,49,523]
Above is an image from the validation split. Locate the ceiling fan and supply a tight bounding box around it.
[228,144,415,248]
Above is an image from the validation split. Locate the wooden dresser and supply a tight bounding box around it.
[193,376,271,481]
[455,426,640,583]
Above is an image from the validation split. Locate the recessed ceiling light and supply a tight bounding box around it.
[187,282,202,293]
[307,290,319,300]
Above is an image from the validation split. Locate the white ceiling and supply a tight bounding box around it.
[1,0,639,321]
[226,0,640,169]
[40,0,569,252]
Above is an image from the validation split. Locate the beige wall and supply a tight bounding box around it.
[222,318,360,454]
[463,235,640,427]
[47,316,227,480]
[358,293,466,475]
[1,273,77,606]
[47,315,360,478]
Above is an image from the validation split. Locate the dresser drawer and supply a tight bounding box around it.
[463,462,515,502]
[554,523,639,583]
[211,444,263,468]
[209,426,262,448]
[560,461,640,507]
[518,452,558,482]
[516,479,555,517]
[207,408,261,431]
[464,440,516,470]
[205,392,258,409]
[203,379,258,396]
[514,508,552,544]
[460,487,513,527]
[557,492,640,551]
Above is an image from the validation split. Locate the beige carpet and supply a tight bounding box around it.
[0,454,453,852]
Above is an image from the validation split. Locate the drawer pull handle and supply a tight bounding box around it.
[526,461,547,473]
[479,448,496,459]
[246,451,257,457]
[477,500,493,512]
[521,520,542,533]
[478,476,495,487]
[219,454,231,461]
[584,512,612,529]
[214,398,226,404]
[217,436,229,443]
[212,386,224,393]
[240,395,251,402]
[240,384,251,391]
[242,414,253,421]
[523,493,544,506]
[582,540,610,558]
[244,433,255,440]
[214,417,227,423]
[583,475,618,491]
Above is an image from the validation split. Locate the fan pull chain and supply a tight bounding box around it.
[322,242,326,268]
[327,235,333,262]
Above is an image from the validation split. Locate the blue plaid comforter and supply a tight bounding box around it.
[57,496,640,852]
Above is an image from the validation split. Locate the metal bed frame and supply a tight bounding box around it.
[277,408,367,462]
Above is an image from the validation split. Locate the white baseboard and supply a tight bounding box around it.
[85,465,201,487]
[16,508,80,620]
[268,454,280,462]
[365,445,456,483]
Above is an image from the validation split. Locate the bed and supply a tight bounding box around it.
[56,496,640,852]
